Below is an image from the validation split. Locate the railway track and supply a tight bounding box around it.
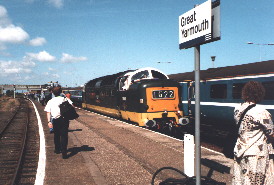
[0,98,39,185]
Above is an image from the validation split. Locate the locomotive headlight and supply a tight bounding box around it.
[145,119,156,128]
[162,111,168,118]
[178,117,190,125]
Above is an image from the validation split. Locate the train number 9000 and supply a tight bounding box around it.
[152,90,174,99]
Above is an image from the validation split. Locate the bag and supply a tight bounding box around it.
[222,104,256,159]
[222,127,238,159]
[59,98,79,120]
[265,130,274,145]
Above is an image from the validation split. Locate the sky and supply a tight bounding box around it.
[0,0,273,87]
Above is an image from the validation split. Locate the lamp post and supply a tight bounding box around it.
[247,42,274,61]
[13,84,16,99]
[211,56,216,68]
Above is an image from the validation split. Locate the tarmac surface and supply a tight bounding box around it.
[33,100,233,185]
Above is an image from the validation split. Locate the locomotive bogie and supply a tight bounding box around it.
[119,111,183,127]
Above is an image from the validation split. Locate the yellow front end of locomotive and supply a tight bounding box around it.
[120,86,183,127]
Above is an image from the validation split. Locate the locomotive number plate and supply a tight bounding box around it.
[152,90,174,99]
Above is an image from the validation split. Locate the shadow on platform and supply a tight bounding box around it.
[68,128,83,132]
[67,145,95,158]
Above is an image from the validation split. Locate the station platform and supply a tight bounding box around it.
[33,101,233,185]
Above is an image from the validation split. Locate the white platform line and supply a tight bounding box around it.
[28,99,46,185]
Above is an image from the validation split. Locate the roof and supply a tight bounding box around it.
[168,60,274,82]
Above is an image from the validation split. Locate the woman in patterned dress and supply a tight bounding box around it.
[232,81,274,185]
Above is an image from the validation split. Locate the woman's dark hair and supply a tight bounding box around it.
[242,81,265,103]
[52,86,62,96]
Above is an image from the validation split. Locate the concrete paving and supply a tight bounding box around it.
[35,102,233,185]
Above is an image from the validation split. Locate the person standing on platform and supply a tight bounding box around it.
[65,91,71,99]
[44,86,73,159]
[232,81,274,185]
[40,91,45,106]
[45,87,54,133]
[45,87,53,104]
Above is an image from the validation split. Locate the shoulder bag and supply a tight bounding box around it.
[59,98,79,120]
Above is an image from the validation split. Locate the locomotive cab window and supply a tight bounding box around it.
[118,76,128,91]
[263,81,274,100]
[151,70,167,79]
[210,84,227,99]
[95,80,102,89]
[131,70,149,82]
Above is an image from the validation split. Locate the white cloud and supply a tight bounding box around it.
[0,5,7,17]
[0,5,31,51]
[0,25,29,44]
[29,37,47,46]
[42,71,60,79]
[0,60,33,77]
[21,56,36,67]
[52,73,60,78]
[0,5,11,26]
[48,67,56,71]
[48,0,64,8]
[27,51,56,62]
[0,5,47,53]
[61,53,87,63]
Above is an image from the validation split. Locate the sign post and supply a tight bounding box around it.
[179,1,220,185]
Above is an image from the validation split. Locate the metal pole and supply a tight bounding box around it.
[194,45,201,185]
[13,85,16,99]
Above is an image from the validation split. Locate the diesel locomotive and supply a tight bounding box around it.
[169,60,274,127]
[82,67,188,131]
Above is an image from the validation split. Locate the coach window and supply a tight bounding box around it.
[232,83,245,99]
[210,84,227,99]
[263,81,274,100]
[151,70,167,79]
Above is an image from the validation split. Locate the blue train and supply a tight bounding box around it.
[169,60,274,127]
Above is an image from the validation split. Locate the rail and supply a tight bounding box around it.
[0,98,30,185]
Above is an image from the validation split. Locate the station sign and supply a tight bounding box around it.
[179,0,220,49]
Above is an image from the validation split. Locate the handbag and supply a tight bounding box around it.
[59,98,79,120]
[222,104,256,159]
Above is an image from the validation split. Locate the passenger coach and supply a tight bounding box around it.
[82,67,188,132]
[169,60,274,127]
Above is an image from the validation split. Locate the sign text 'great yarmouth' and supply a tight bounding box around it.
[180,11,209,39]
[179,0,212,49]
